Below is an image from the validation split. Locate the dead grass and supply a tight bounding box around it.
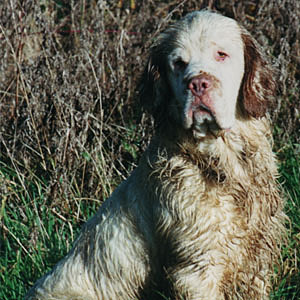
[1,0,299,206]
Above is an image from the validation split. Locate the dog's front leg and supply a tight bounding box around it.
[25,179,152,300]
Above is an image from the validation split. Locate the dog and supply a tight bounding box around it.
[25,10,286,300]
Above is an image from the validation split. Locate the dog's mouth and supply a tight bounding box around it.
[184,95,221,138]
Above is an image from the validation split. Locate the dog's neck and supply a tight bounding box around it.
[147,117,275,184]
[143,117,281,226]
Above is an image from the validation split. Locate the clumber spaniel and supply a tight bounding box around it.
[25,10,286,300]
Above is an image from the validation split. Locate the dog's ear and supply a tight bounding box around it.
[138,46,169,124]
[240,30,276,118]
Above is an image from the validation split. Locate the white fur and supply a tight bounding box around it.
[166,11,244,136]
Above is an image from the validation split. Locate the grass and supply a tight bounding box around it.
[1,139,299,300]
[0,162,99,299]
[270,143,300,299]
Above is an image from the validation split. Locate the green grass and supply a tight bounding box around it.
[1,143,299,300]
[270,143,300,299]
[0,164,98,299]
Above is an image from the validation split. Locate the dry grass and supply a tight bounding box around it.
[0,0,299,208]
[0,0,299,299]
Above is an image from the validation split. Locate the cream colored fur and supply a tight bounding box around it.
[25,10,286,300]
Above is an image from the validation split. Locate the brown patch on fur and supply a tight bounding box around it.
[240,30,276,118]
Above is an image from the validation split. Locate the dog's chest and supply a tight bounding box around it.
[154,159,243,244]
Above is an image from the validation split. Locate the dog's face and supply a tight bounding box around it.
[139,11,275,138]
[166,12,244,137]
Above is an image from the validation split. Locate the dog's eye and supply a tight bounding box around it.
[216,51,229,61]
[173,59,187,71]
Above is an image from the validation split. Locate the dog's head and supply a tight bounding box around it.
[139,10,275,138]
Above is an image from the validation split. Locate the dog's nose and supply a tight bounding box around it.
[188,76,212,97]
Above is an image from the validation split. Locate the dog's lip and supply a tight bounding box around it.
[190,95,216,121]
[190,93,215,113]
[187,96,224,136]
[191,101,212,114]
[183,93,225,135]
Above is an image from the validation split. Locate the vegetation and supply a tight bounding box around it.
[0,1,299,299]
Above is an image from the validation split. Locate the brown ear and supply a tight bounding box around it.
[240,30,276,118]
[138,44,171,126]
[138,55,161,114]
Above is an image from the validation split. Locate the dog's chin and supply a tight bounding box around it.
[183,110,221,139]
[192,119,221,139]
